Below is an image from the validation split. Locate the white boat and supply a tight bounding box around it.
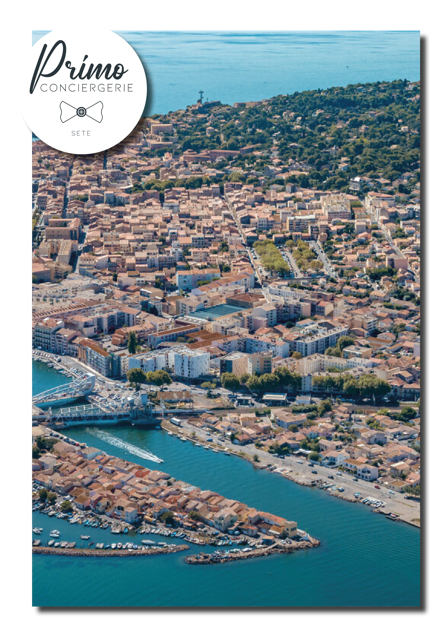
[80,535,90,540]
[33,527,43,534]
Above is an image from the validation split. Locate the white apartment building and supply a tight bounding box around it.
[169,348,210,379]
[296,353,373,376]
[128,352,170,373]
[245,336,289,358]
[33,318,64,351]
[176,268,221,291]
[287,324,348,357]
[128,346,210,379]
[251,303,278,328]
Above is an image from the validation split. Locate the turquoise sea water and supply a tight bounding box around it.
[32,360,72,395]
[32,362,420,607]
[32,31,420,116]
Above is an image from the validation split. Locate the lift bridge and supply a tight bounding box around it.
[32,375,96,409]
[33,377,204,427]
[41,398,154,426]
[43,403,136,425]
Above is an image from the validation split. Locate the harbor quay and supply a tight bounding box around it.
[160,417,420,527]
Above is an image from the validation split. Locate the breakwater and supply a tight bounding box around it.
[33,544,189,557]
[185,538,320,565]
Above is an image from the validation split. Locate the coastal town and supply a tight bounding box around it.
[32,425,318,562]
[32,79,421,554]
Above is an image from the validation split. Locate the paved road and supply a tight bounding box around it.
[284,248,304,279]
[174,419,420,525]
[309,240,337,278]
[224,194,265,288]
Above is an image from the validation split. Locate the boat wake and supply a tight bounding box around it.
[85,429,163,464]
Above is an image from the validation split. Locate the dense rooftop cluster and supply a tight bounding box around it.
[32,79,420,497]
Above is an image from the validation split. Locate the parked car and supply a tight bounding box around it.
[311,470,318,475]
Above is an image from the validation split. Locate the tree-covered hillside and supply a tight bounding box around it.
[152,79,420,193]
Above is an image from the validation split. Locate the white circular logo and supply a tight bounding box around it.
[22,30,147,154]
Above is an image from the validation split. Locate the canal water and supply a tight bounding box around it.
[33,362,420,607]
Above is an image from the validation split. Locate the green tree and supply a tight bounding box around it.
[159,510,175,525]
[399,406,417,422]
[318,398,333,416]
[47,492,57,505]
[275,367,302,392]
[38,488,48,502]
[308,452,320,462]
[146,370,172,386]
[325,346,342,357]
[246,375,264,394]
[32,446,40,459]
[60,500,72,513]
[337,335,355,351]
[221,372,240,391]
[127,367,146,386]
[127,331,138,355]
